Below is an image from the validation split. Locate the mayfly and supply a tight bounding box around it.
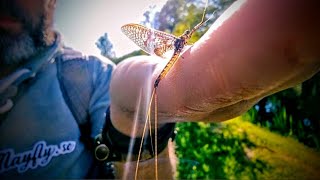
[121,0,213,179]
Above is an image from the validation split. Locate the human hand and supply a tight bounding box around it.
[110,0,320,136]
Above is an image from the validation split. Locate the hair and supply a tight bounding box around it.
[0,0,56,65]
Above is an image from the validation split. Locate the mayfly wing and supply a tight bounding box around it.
[121,1,212,179]
[121,23,178,58]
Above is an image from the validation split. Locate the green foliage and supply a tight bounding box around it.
[172,3,213,43]
[175,121,268,179]
[175,118,320,179]
[244,74,320,149]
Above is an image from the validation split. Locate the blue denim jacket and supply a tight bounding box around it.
[0,33,115,178]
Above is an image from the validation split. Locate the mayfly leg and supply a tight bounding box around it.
[134,88,155,180]
[189,0,209,35]
[128,0,212,179]
[154,1,213,88]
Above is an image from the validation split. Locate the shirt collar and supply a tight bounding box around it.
[22,32,63,75]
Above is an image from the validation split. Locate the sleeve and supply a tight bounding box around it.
[87,56,116,139]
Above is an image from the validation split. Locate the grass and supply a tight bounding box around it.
[175,117,320,179]
[226,118,320,179]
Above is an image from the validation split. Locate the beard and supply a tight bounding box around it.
[0,0,55,66]
[0,31,37,65]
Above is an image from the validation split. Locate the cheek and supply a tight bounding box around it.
[16,0,46,28]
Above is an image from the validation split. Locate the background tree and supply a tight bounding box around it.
[96,32,116,60]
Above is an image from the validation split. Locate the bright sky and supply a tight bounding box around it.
[54,0,167,58]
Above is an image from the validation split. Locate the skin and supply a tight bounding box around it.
[0,0,56,77]
[110,0,320,137]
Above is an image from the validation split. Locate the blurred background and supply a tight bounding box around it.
[56,0,320,179]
